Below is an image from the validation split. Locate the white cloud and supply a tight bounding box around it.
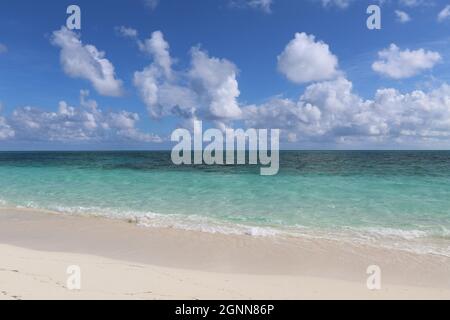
[115,26,138,38]
[399,0,427,7]
[395,10,411,23]
[229,0,273,13]
[247,0,273,13]
[0,43,7,54]
[51,27,124,97]
[37,26,450,148]
[133,31,242,122]
[134,65,174,118]
[372,44,441,79]
[0,116,14,140]
[319,0,427,9]
[120,29,174,79]
[243,77,450,146]
[144,0,159,10]
[189,48,242,119]
[277,33,339,84]
[2,91,161,144]
[137,31,173,79]
[243,27,450,146]
[129,31,450,148]
[0,104,14,140]
[243,78,365,141]
[438,5,450,22]
[320,0,353,9]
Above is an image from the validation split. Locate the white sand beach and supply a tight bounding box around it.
[0,208,449,300]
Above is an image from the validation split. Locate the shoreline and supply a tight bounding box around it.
[1,208,450,299]
[3,204,449,258]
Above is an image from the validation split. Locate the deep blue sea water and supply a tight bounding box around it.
[0,151,449,255]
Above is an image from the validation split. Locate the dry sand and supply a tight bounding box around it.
[0,208,449,300]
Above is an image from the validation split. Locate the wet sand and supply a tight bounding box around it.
[0,208,449,300]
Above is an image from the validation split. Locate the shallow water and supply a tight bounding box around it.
[0,151,449,255]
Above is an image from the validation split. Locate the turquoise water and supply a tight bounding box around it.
[0,151,449,255]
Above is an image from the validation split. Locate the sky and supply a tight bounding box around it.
[1,0,450,150]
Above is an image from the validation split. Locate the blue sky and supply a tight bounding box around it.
[1,0,450,150]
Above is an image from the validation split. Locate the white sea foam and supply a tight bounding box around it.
[2,201,450,257]
[136,214,281,237]
[355,227,428,240]
[36,204,281,237]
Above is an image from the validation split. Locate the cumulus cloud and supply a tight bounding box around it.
[395,10,411,23]
[51,27,124,97]
[238,35,450,147]
[40,26,450,148]
[277,33,339,84]
[117,28,175,81]
[372,44,441,79]
[133,31,242,123]
[128,30,450,148]
[188,48,242,119]
[1,91,161,144]
[242,77,450,146]
[438,5,450,22]
[137,31,173,79]
[243,78,366,141]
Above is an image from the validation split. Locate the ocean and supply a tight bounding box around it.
[0,151,449,256]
